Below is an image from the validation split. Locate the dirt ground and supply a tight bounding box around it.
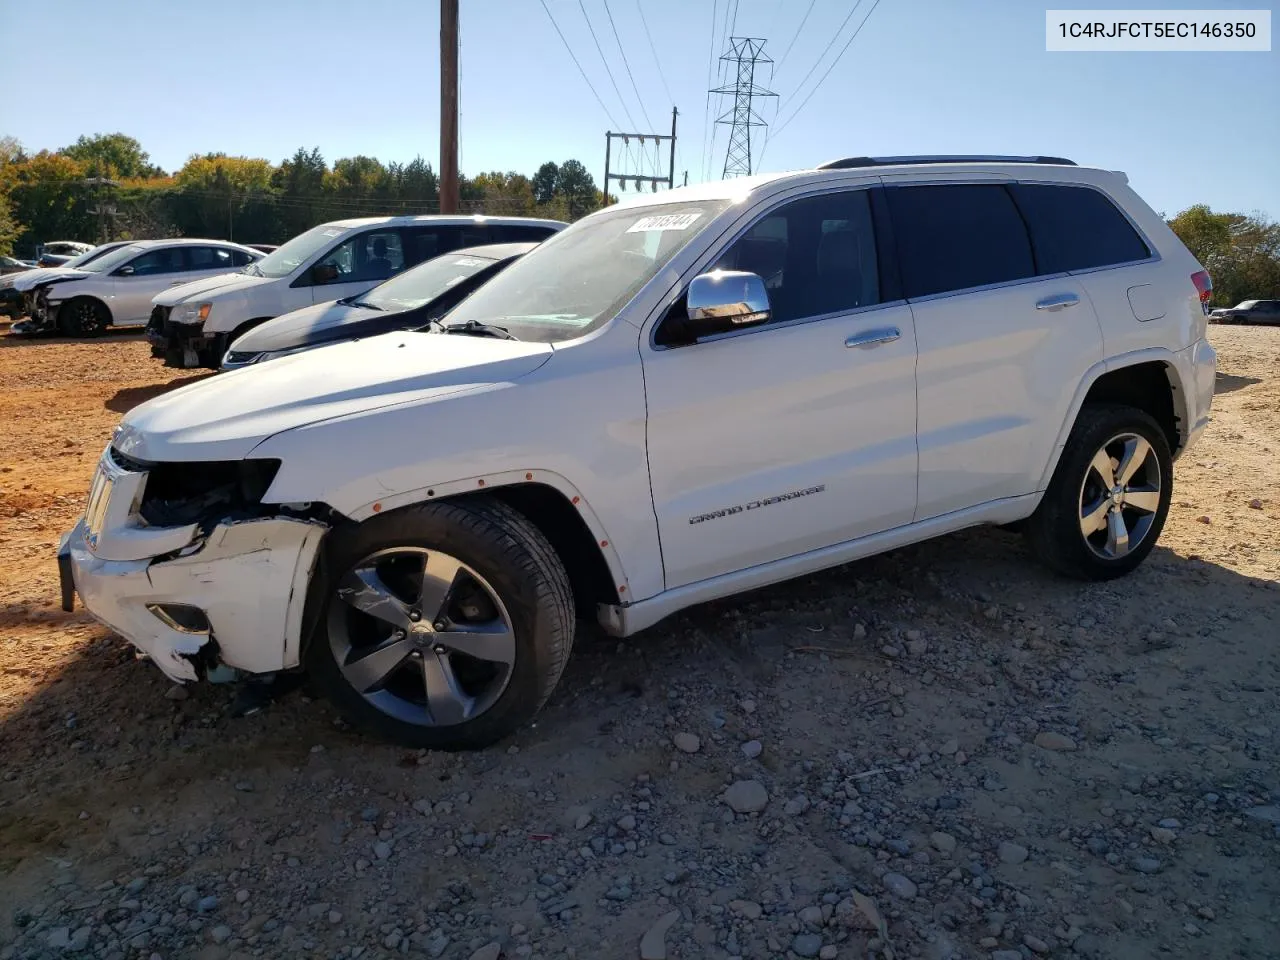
[0,325,1277,960]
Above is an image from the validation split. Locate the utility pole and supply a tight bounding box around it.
[83,176,120,244]
[603,106,679,206]
[440,0,460,214]
[710,38,777,178]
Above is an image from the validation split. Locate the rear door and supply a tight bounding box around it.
[885,181,1104,520]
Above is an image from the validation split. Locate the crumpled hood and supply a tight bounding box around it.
[153,271,269,306]
[232,299,387,354]
[112,332,554,462]
[8,267,92,292]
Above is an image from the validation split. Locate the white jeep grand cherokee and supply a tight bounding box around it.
[60,155,1218,750]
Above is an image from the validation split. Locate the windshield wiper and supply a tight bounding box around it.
[438,319,518,340]
[347,300,384,311]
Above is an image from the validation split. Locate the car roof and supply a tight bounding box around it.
[446,242,539,261]
[318,214,568,230]
[601,157,1127,213]
[120,238,263,253]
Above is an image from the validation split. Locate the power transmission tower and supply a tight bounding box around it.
[710,37,777,178]
[603,107,679,205]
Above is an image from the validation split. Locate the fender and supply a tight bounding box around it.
[1037,347,1189,491]
[344,468,632,599]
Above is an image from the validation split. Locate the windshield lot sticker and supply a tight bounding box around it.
[626,212,703,233]
[688,484,826,525]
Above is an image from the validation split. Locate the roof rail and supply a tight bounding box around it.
[816,155,1077,170]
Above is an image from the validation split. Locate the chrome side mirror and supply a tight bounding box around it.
[686,270,771,335]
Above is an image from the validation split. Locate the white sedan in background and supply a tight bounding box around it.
[12,239,264,336]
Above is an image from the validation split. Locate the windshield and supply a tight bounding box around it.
[441,200,731,343]
[358,253,498,312]
[77,244,146,274]
[250,223,352,279]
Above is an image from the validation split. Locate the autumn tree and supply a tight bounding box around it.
[1169,205,1280,308]
[63,133,164,179]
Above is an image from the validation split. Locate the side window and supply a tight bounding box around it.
[887,184,1035,299]
[403,227,443,265]
[1010,183,1151,273]
[186,247,235,271]
[230,249,257,267]
[713,189,880,324]
[315,229,405,283]
[124,247,185,276]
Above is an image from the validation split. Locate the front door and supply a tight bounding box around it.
[643,188,920,589]
[307,228,407,305]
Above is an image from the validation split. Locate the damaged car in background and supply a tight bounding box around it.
[220,242,540,369]
[11,238,263,336]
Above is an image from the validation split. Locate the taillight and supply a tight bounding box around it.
[1191,270,1212,305]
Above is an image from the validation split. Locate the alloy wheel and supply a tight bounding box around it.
[1078,432,1162,560]
[73,300,105,334]
[327,547,516,727]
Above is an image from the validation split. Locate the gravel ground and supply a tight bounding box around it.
[1,325,1277,960]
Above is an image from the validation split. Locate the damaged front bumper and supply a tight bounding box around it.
[61,506,326,683]
[147,306,225,369]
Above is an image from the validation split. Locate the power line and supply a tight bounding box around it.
[577,0,637,130]
[780,0,868,117]
[700,0,719,182]
[635,0,675,108]
[772,0,884,138]
[603,0,654,130]
[774,0,817,73]
[635,0,682,178]
[538,0,621,128]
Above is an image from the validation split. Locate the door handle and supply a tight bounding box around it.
[1035,293,1080,312]
[845,327,901,349]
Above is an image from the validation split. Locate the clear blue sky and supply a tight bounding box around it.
[2,0,1276,218]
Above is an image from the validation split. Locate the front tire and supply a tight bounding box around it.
[1025,403,1172,580]
[58,297,111,337]
[306,497,574,750]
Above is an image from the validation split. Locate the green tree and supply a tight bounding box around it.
[554,159,599,219]
[532,161,559,205]
[62,133,164,178]
[1169,205,1280,308]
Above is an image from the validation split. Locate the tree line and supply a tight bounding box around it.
[1,133,1277,309]
[0,133,611,256]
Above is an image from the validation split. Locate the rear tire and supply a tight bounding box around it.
[1025,403,1172,580]
[306,496,575,750]
[58,297,111,337]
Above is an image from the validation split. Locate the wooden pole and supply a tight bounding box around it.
[440,0,460,214]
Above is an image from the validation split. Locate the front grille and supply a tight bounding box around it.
[147,305,170,334]
[108,446,151,472]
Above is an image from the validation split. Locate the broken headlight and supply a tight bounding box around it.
[110,449,282,527]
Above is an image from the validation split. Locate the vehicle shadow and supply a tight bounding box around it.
[0,327,147,348]
[106,375,213,414]
[1215,372,1263,394]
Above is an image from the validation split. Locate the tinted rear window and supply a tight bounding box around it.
[1010,183,1150,273]
[886,184,1035,299]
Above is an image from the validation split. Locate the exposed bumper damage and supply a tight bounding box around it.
[147,306,223,368]
[60,448,328,682]
[66,515,326,682]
